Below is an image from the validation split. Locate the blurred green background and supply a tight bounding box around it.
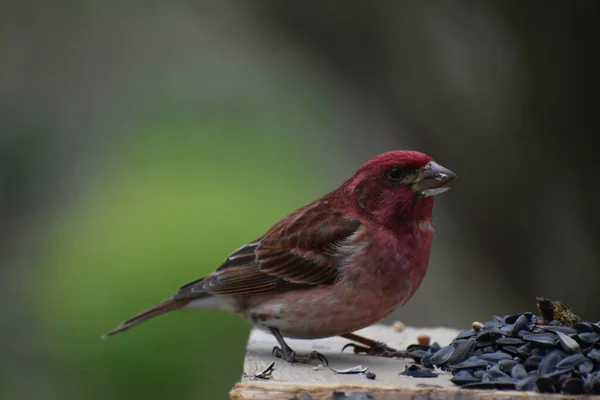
[1,1,598,399]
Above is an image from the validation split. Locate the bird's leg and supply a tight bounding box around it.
[270,328,328,365]
[340,333,411,358]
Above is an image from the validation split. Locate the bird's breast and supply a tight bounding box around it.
[243,224,435,339]
[341,223,434,303]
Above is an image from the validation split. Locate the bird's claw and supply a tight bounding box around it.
[341,341,410,358]
[272,346,329,366]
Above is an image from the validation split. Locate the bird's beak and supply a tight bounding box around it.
[412,161,456,197]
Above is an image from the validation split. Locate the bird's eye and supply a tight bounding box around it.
[387,166,407,181]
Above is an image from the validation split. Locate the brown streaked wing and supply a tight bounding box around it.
[174,198,361,298]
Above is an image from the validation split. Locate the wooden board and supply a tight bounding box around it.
[230,324,598,400]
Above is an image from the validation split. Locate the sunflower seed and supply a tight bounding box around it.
[557,353,586,369]
[450,370,480,386]
[504,312,532,324]
[579,358,594,374]
[436,311,600,394]
[562,377,585,394]
[538,350,563,376]
[524,333,557,347]
[502,346,519,356]
[587,349,600,363]
[331,365,368,374]
[536,376,558,393]
[446,339,475,366]
[451,357,490,370]
[538,325,578,335]
[511,364,528,380]
[478,352,512,363]
[430,345,454,366]
[496,337,525,346]
[516,376,536,391]
[420,354,433,368]
[574,322,594,332]
[524,356,543,371]
[578,332,600,345]
[456,329,477,340]
[498,359,519,375]
[400,364,437,378]
[510,314,530,335]
[556,331,580,353]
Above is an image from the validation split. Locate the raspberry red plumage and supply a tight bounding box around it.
[103,150,455,363]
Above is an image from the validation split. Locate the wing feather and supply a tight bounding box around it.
[174,196,361,299]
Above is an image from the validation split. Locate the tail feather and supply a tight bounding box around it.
[102,298,188,339]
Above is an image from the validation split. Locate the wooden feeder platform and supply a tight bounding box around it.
[230,324,597,399]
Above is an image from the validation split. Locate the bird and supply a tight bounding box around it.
[102,150,455,364]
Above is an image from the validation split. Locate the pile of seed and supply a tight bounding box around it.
[406,312,600,395]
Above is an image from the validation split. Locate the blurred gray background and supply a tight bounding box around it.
[1,1,598,399]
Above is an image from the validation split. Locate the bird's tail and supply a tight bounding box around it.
[102,298,188,339]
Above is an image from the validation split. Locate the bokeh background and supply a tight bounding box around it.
[1,1,598,399]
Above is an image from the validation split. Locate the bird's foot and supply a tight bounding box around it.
[342,341,410,358]
[272,346,329,366]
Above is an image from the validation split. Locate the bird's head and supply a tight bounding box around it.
[342,150,455,229]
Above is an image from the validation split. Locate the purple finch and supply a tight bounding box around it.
[103,150,455,364]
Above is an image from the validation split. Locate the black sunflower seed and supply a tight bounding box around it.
[451,356,490,370]
[498,359,519,375]
[536,376,558,393]
[496,337,524,346]
[584,372,600,394]
[524,356,543,371]
[587,349,600,363]
[473,370,486,379]
[516,376,536,391]
[476,328,505,341]
[430,345,454,366]
[479,346,496,354]
[504,312,532,324]
[524,333,557,347]
[501,346,519,356]
[406,344,431,352]
[579,358,594,374]
[574,322,594,332]
[530,347,547,357]
[456,329,477,340]
[557,353,586,369]
[538,325,578,335]
[562,377,585,395]
[511,364,528,380]
[450,370,480,386]
[510,314,530,335]
[538,350,563,376]
[442,312,600,394]
[515,330,530,339]
[478,352,512,363]
[421,354,434,368]
[517,344,532,357]
[408,349,430,361]
[484,366,511,380]
[446,339,475,366]
[578,332,600,345]
[528,370,539,378]
[400,364,437,378]
[541,368,572,379]
[556,330,581,354]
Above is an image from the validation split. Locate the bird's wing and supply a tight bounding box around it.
[174,200,361,299]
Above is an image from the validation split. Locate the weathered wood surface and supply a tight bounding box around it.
[230,324,598,400]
